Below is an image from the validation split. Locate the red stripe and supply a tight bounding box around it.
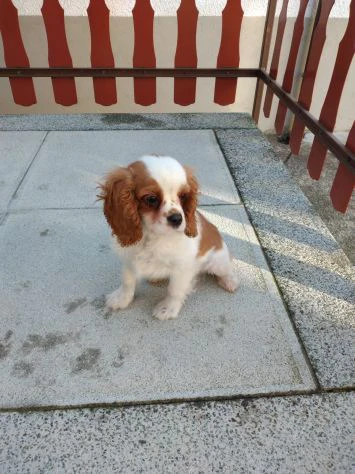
[214,0,244,106]
[289,0,334,155]
[0,0,36,106]
[87,0,117,106]
[174,0,198,106]
[330,123,355,213]
[274,0,309,135]
[41,0,77,106]
[263,0,289,117]
[132,0,156,106]
[307,1,355,180]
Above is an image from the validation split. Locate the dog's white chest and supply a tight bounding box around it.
[114,230,200,280]
[134,238,179,279]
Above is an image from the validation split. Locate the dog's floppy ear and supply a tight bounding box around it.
[183,166,199,238]
[98,167,142,246]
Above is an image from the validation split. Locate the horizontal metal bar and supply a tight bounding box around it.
[0,67,260,78]
[0,66,353,174]
[259,69,355,173]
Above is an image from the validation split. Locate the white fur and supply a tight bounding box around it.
[140,155,188,235]
[140,155,187,191]
[106,156,239,319]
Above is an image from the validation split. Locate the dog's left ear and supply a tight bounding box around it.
[183,166,199,238]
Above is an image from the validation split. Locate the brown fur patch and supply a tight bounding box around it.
[197,211,223,257]
[98,161,162,247]
[148,279,169,287]
[181,166,199,237]
[128,162,162,202]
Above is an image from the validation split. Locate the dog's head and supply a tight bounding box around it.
[98,156,199,246]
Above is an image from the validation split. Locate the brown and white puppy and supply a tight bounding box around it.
[99,155,239,320]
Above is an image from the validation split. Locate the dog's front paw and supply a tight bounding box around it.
[106,287,133,311]
[153,298,181,321]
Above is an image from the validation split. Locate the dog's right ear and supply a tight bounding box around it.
[183,166,199,238]
[98,168,142,247]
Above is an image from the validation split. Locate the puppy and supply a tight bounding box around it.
[99,155,239,320]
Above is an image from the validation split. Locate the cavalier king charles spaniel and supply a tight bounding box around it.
[99,155,239,320]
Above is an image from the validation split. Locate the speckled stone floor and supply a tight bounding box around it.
[0,114,353,473]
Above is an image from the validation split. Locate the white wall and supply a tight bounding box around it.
[0,0,353,134]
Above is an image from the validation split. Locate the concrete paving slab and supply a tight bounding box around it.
[0,205,314,409]
[1,392,353,473]
[268,133,355,264]
[10,130,240,210]
[0,132,46,211]
[0,113,256,131]
[216,128,355,389]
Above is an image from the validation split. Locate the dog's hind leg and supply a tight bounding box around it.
[204,243,240,293]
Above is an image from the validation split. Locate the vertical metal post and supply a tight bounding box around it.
[252,0,277,123]
[281,0,320,139]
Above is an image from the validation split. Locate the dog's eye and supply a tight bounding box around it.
[179,193,188,202]
[143,195,160,208]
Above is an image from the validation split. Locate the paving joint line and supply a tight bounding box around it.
[7,206,100,213]
[5,203,243,214]
[212,129,322,391]
[0,127,258,132]
[199,203,242,207]
[1,132,50,227]
[0,386,353,415]
[6,131,49,211]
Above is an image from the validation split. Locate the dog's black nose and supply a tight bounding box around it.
[167,213,183,227]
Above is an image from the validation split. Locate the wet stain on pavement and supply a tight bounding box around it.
[111,348,128,368]
[22,332,76,354]
[0,330,13,360]
[12,361,35,378]
[90,295,106,311]
[38,184,49,191]
[72,348,101,374]
[64,298,87,314]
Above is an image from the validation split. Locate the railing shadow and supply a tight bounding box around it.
[201,206,355,308]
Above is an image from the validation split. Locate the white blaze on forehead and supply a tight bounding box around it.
[139,155,187,199]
